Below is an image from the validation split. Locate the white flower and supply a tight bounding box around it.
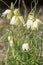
[10,16,17,25]
[2,9,12,19]
[22,43,29,51]
[24,18,40,30]
[31,20,38,30]
[8,36,11,41]
[24,20,33,29]
[2,9,11,15]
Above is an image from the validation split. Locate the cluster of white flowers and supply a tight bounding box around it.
[2,9,25,26]
[24,13,41,30]
[2,9,19,19]
[22,43,29,51]
[2,9,41,30]
[8,36,13,47]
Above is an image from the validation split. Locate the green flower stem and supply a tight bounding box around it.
[11,47,15,58]
[31,0,38,12]
[5,47,9,65]
[14,0,17,6]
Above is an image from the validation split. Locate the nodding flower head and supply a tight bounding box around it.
[24,17,41,31]
[22,43,29,51]
[31,19,39,30]
[24,19,33,29]
[31,18,42,30]
[2,9,11,15]
[10,16,17,25]
[2,9,13,19]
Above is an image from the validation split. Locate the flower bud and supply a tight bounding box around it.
[9,40,13,47]
[8,36,11,41]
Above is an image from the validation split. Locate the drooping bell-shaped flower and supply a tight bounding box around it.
[31,21,38,30]
[24,11,42,30]
[22,43,29,51]
[31,18,41,30]
[2,9,11,15]
[24,12,34,29]
[24,19,33,29]
[2,9,13,20]
[10,16,17,25]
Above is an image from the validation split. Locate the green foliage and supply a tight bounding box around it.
[1,24,42,65]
